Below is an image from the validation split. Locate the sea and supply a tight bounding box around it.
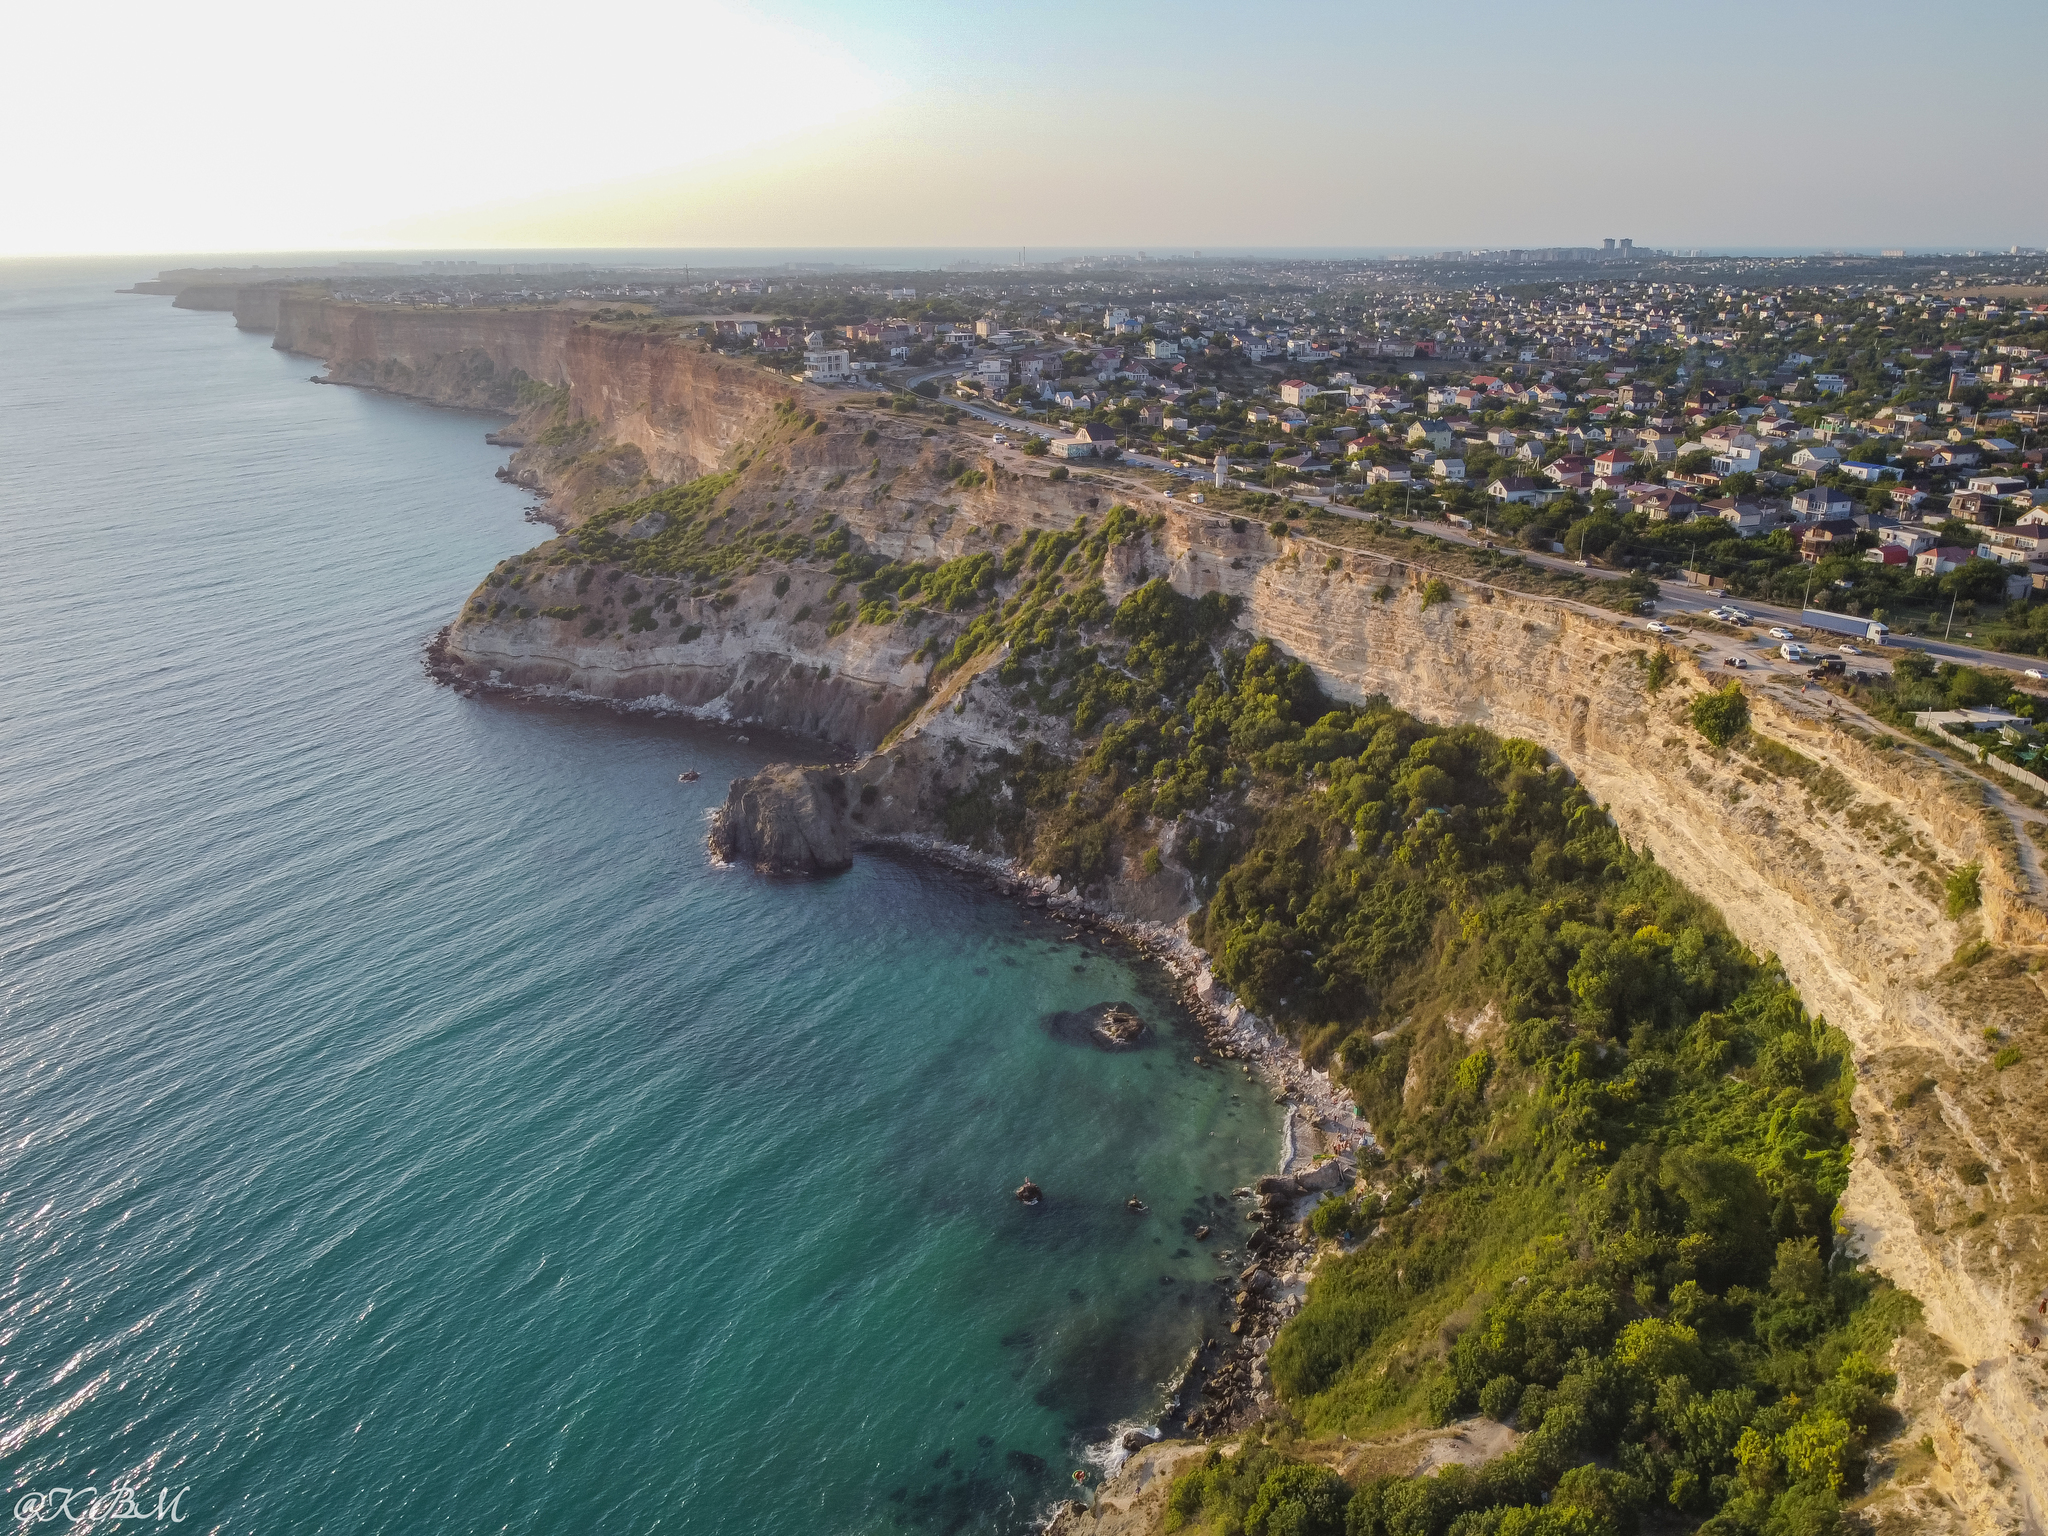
[0,263,1282,1534]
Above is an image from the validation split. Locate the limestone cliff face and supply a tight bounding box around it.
[170,285,242,313]
[232,284,287,333]
[273,297,792,481]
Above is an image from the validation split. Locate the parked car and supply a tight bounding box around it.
[1722,656,1749,669]
[1645,622,1675,635]
[1839,644,1862,656]
[1768,627,1794,640]
[2027,669,2044,681]
[1726,610,1753,623]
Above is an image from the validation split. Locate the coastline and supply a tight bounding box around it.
[863,835,1359,1459]
[426,637,1352,1500]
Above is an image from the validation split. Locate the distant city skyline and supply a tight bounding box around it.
[7,0,2045,257]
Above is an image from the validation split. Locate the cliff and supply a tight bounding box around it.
[230,302,2048,1530]
[272,297,792,484]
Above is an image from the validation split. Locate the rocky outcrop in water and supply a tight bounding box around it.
[711,764,854,874]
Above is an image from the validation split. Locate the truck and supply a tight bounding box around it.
[1799,608,1889,645]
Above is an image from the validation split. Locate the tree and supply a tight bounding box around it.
[1691,683,1750,747]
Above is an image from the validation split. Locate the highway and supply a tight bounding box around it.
[893,374,2048,686]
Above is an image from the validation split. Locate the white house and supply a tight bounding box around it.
[1279,380,1317,406]
[1790,445,1842,472]
[1698,426,1762,476]
[1366,464,1412,485]
[1790,485,1855,520]
[1879,526,1937,556]
[801,331,850,383]
[1915,546,1979,576]
[1488,476,1546,504]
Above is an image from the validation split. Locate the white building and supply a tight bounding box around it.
[802,331,850,383]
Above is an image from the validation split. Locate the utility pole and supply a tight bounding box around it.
[1945,591,1959,641]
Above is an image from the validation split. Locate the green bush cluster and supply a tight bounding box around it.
[564,473,796,582]
[833,548,1001,625]
[1691,684,1750,748]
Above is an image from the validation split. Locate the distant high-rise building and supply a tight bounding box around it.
[1618,239,1633,255]
[1603,239,1616,253]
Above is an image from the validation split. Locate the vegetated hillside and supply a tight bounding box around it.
[914,575,1907,1535]
[1184,728,1905,1535]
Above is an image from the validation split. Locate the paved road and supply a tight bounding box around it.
[920,386,2048,685]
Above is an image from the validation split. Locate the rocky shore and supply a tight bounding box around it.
[850,833,1365,1454]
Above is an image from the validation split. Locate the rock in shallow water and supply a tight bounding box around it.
[710,763,854,873]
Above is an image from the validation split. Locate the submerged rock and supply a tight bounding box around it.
[710,764,853,874]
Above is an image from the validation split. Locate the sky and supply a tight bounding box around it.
[5,0,2045,258]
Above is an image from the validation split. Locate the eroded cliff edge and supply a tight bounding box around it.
[265,300,2048,1532]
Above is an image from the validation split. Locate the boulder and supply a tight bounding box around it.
[711,764,854,874]
[1295,1160,1348,1193]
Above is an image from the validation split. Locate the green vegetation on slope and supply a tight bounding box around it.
[926,576,1898,1536]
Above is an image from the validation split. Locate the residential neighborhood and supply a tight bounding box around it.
[285,243,2048,656]
[688,245,2048,654]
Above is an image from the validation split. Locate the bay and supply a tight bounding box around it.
[0,262,1280,1534]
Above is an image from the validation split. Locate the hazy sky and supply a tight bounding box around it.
[7,0,2044,256]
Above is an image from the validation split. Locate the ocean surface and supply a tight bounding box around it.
[0,263,1280,1534]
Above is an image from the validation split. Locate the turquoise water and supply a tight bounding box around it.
[0,264,1280,1534]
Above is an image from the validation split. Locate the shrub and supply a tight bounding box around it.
[1945,862,1981,919]
[1994,1046,2023,1071]
[580,617,605,637]
[1048,465,1069,482]
[1309,1193,1354,1240]
[1141,846,1164,877]
[1478,1374,1521,1422]
[1691,682,1750,747]
[1420,578,1453,609]
[1270,519,1290,537]
[1640,649,1672,693]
